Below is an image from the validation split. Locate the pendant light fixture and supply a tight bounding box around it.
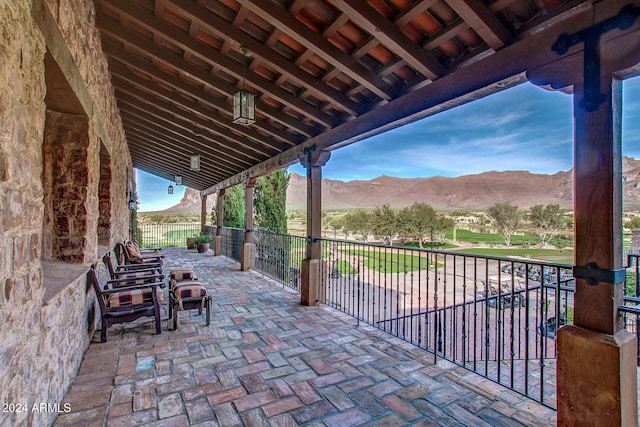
[233,47,255,125]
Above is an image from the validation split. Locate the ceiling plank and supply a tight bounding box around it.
[107,61,286,157]
[98,14,315,139]
[444,0,513,49]
[201,0,639,195]
[330,0,446,80]
[165,0,362,116]
[98,0,339,129]
[234,0,397,101]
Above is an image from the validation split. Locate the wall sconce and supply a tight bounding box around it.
[175,175,183,186]
[168,184,174,195]
[128,198,136,210]
[233,48,255,125]
[190,154,200,172]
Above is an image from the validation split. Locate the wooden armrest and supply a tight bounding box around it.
[102,281,163,294]
[108,274,165,286]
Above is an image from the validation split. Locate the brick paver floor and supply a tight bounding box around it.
[54,248,557,426]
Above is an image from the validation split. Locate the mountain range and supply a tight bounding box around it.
[162,156,640,213]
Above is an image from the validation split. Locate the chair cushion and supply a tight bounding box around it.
[108,287,164,307]
[170,268,195,282]
[172,281,207,299]
[125,241,143,263]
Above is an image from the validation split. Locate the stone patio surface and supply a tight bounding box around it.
[54,248,556,426]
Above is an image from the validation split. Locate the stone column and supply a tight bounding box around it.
[214,189,225,256]
[300,148,331,306]
[240,178,256,271]
[557,76,637,426]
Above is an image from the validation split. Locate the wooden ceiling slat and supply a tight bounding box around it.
[330,0,446,80]
[115,89,275,168]
[443,0,513,49]
[107,62,285,158]
[166,0,362,116]
[98,15,315,139]
[100,0,339,129]
[234,0,397,101]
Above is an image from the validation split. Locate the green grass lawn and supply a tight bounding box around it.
[447,229,572,247]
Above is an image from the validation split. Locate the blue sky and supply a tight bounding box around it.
[137,77,640,212]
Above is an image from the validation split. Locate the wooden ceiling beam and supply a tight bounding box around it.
[444,0,513,49]
[127,140,227,182]
[330,0,446,80]
[97,14,314,140]
[394,0,439,27]
[164,0,361,116]
[122,119,248,174]
[116,86,265,163]
[234,0,397,101]
[201,0,638,196]
[127,152,221,189]
[98,0,338,128]
[106,44,296,151]
[107,61,288,157]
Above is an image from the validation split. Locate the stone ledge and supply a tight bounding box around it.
[42,259,89,303]
[42,246,111,303]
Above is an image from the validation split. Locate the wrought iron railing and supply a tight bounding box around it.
[219,227,244,262]
[252,230,306,291]
[216,229,640,408]
[314,238,573,408]
[137,222,201,248]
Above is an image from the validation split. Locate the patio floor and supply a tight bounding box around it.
[54,248,556,426]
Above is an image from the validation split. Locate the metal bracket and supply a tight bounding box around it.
[573,262,626,286]
[302,144,317,178]
[552,5,640,112]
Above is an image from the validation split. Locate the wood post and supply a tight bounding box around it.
[240,178,256,271]
[300,148,331,306]
[214,189,224,256]
[557,75,637,426]
[200,194,208,234]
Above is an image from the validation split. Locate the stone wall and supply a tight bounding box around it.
[0,0,133,425]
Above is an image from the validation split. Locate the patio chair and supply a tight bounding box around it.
[117,241,164,266]
[168,267,211,330]
[103,251,162,279]
[88,261,163,342]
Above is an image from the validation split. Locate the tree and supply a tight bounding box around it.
[324,216,344,238]
[222,184,245,228]
[343,209,374,241]
[626,216,640,230]
[254,169,289,232]
[529,204,565,247]
[398,202,437,248]
[371,204,397,244]
[486,202,522,246]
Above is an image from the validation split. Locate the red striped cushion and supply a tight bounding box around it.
[170,268,195,282]
[108,287,164,307]
[172,281,206,299]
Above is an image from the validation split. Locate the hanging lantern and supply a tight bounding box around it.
[233,48,255,125]
[190,154,201,172]
[233,90,255,125]
[168,184,174,195]
[175,175,183,186]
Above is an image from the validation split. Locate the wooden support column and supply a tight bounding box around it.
[240,178,256,271]
[557,75,637,426]
[214,189,225,256]
[300,147,331,306]
[200,194,208,234]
